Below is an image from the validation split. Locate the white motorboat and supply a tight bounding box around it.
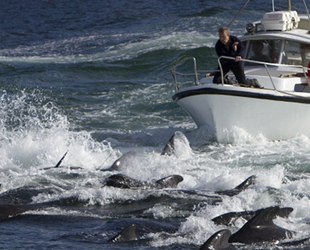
[172,1,310,143]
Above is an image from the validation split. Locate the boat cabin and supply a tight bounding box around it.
[241,11,310,67]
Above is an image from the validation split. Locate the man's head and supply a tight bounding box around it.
[218,26,230,45]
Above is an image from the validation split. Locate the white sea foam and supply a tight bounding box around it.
[0,88,310,248]
[0,31,216,64]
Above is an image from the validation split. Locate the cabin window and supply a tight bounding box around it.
[245,39,281,64]
[300,43,310,67]
[283,41,302,65]
[248,41,270,62]
[282,41,310,66]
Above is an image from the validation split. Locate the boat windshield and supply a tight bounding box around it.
[282,41,310,66]
[245,39,282,64]
[245,39,310,67]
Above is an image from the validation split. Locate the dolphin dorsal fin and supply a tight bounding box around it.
[199,229,233,250]
[234,175,256,191]
[108,224,137,243]
[229,206,293,244]
[216,175,256,197]
[249,206,280,227]
[161,133,175,156]
[54,151,68,168]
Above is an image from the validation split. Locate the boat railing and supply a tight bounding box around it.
[171,56,215,91]
[172,55,310,92]
[218,56,310,90]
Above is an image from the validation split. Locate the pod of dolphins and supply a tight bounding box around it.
[0,131,309,249]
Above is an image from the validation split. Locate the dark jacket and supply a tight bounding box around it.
[215,35,245,66]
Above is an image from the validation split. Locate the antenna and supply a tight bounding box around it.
[228,0,251,27]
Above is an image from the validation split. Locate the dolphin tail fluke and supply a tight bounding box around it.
[108,224,138,243]
[199,229,234,250]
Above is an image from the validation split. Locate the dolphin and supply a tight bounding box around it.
[105,174,255,206]
[106,174,146,188]
[108,224,138,243]
[212,206,293,226]
[0,203,42,221]
[229,206,293,244]
[215,175,256,197]
[177,175,256,203]
[199,229,235,250]
[100,151,137,171]
[105,174,184,189]
[155,175,184,188]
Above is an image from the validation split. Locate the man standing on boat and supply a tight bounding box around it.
[212,26,246,84]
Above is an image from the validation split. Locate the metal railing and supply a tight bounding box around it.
[172,55,310,91]
[171,57,199,91]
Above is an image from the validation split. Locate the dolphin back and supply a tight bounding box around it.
[199,229,235,250]
[229,206,293,244]
[155,175,184,188]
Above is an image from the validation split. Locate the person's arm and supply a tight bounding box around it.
[232,36,245,59]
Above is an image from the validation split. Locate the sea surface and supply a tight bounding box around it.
[0,0,310,249]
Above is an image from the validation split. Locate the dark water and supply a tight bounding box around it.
[0,0,310,249]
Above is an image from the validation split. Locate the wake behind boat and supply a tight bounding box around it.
[172,0,310,143]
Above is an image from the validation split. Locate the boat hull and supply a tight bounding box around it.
[173,85,310,143]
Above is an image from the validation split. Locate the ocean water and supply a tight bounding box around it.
[0,0,310,249]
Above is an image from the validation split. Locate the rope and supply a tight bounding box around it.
[228,0,251,27]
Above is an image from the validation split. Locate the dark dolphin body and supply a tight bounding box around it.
[212,206,293,226]
[155,175,184,188]
[0,203,42,221]
[215,175,256,197]
[0,185,58,221]
[199,229,235,250]
[106,174,147,188]
[106,174,254,194]
[200,206,297,249]
[229,206,293,244]
[105,174,184,189]
[105,174,255,208]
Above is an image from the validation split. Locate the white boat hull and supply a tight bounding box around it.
[174,85,310,142]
